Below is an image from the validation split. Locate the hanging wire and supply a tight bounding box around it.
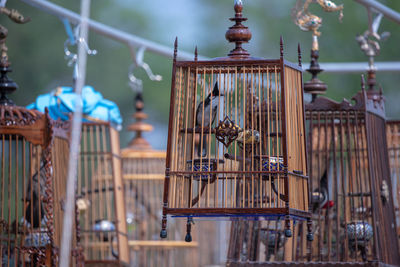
[59,0,91,266]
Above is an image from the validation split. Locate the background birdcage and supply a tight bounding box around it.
[0,63,81,265]
[121,93,199,266]
[76,122,129,266]
[387,120,400,245]
[225,81,400,266]
[161,1,310,240]
[304,89,398,263]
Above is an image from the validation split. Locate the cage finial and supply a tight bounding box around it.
[298,43,302,67]
[173,37,178,62]
[194,46,198,61]
[125,91,154,151]
[0,6,29,106]
[304,48,327,99]
[361,74,366,92]
[0,62,18,106]
[280,36,284,58]
[367,69,376,91]
[225,0,252,58]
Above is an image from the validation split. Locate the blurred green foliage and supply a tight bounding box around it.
[1,0,399,149]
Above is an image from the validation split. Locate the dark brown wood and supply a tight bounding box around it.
[225,0,252,58]
[284,60,304,72]
[164,207,310,218]
[175,60,282,68]
[161,37,178,237]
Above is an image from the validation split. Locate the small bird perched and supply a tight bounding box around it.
[311,170,329,213]
[235,129,260,145]
[195,82,220,157]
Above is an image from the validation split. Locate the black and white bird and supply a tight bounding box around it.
[195,82,220,157]
[312,170,328,213]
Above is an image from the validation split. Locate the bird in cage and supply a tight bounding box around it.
[196,82,220,157]
[311,170,329,213]
[235,129,260,145]
[11,158,48,235]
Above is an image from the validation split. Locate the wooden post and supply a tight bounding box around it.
[110,127,130,264]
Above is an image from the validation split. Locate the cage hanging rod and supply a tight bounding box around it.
[308,61,400,73]
[354,0,400,25]
[21,0,400,73]
[20,0,205,61]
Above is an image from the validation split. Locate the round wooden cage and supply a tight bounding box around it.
[0,104,80,266]
[76,122,129,266]
[161,1,310,240]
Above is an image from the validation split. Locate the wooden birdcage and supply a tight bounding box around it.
[121,93,199,266]
[226,66,400,266]
[76,122,129,266]
[161,1,310,241]
[304,91,398,264]
[387,120,400,243]
[0,63,82,265]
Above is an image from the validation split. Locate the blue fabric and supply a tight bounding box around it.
[27,86,122,130]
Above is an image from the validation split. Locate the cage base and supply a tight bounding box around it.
[165,207,310,220]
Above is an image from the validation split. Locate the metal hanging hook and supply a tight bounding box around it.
[62,20,97,79]
[130,46,162,82]
[63,22,97,64]
[128,45,162,93]
[128,63,143,93]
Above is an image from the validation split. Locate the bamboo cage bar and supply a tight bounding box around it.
[161,1,310,242]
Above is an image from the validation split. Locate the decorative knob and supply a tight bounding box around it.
[225,0,252,58]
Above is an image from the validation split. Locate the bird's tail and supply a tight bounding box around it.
[197,135,207,158]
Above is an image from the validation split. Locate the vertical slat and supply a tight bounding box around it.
[109,126,129,263]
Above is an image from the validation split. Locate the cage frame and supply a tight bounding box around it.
[160,33,311,241]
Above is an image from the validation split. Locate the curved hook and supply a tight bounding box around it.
[131,46,162,82]
[63,22,97,67]
[62,21,97,81]
[128,63,143,93]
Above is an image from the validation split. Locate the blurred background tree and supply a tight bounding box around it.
[1,0,399,149]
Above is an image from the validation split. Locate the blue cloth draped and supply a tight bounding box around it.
[27,86,122,130]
